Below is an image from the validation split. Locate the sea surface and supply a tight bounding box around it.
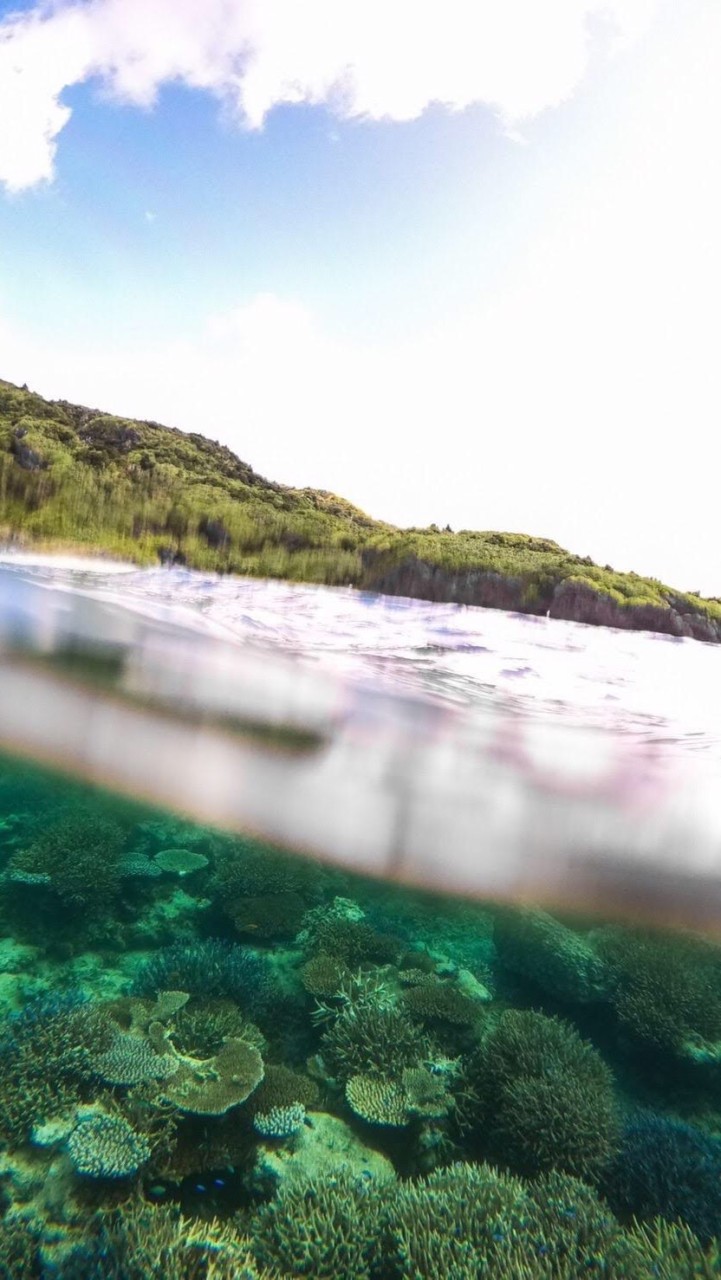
[1,554,721,1276]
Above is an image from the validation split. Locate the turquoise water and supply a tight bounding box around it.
[1,559,721,1276]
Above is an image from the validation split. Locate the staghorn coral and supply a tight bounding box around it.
[594,925,721,1054]
[0,991,113,1142]
[8,806,125,916]
[602,1112,721,1244]
[626,1218,721,1278]
[300,951,352,997]
[161,1037,264,1116]
[251,1169,385,1279]
[253,1103,307,1138]
[459,1009,619,1183]
[67,1109,152,1178]
[494,905,610,1004]
[321,1003,431,1082]
[386,1161,530,1277]
[55,1201,266,1279]
[132,940,269,1015]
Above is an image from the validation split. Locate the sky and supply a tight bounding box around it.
[0,0,719,593]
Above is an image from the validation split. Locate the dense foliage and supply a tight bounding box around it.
[2,378,720,635]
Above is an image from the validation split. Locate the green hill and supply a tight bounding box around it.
[1,377,720,642]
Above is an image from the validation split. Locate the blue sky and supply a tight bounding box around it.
[1,0,720,593]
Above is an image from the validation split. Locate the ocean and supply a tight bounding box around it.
[0,554,720,1277]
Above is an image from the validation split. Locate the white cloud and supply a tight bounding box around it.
[0,0,656,191]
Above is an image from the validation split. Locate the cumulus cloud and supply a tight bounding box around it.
[0,0,656,191]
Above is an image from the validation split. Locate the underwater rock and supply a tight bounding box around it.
[250,1109,395,1194]
[31,1115,77,1148]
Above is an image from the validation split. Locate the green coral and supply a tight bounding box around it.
[161,1037,264,1115]
[0,1214,43,1280]
[67,1109,151,1178]
[60,1202,265,1279]
[7,805,125,922]
[0,994,113,1142]
[172,999,264,1059]
[494,906,610,1004]
[321,1004,431,1082]
[346,1067,450,1127]
[594,925,721,1053]
[301,952,352,997]
[401,979,484,1027]
[460,1009,619,1182]
[251,1171,385,1279]
[247,1063,320,1119]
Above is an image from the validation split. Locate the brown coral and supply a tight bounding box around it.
[161,1039,264,1116]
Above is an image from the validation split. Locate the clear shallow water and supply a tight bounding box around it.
[6,555,721,756]
[2,556,721,1275]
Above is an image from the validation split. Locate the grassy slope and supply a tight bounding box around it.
[1,377,719,635]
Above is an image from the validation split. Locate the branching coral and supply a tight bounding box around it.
[132,940,269,1015]
[67,1109,152,1178]
[345,1066,451,1128]
[253,1103,307,1138]
[57,1202,265,1279]
[8,806,126,915]
[246,1063,319,1120]
[494,906,609,1004]
[227,892,307,940]
[251,1170,385,1279]
[594,926,721,1053]
[0,991,113,1142]
[172,999,264,1059]
[459,1009,619,1182]
[401,979,484,1028]
[298,899,401,966]
[602,1112,721,1244]
[300,952,352,998]
[321,1004,431,1082]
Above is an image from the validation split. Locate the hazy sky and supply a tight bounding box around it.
[0,0,719,592]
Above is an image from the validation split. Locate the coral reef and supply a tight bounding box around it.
[251,1170,385,1279]
[4,762,721,1278]
[493,905,610,1004]
[132,940,269,1015]
[603,1112,721,1244]
[67,1109,151,1179]
[594,926,721,1054]
[459,1009,619,1182]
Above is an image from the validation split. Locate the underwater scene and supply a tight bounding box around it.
[2,560,721,1278]
[3,755,721,1278]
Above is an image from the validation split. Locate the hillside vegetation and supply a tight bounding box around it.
[1,377,719,641]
